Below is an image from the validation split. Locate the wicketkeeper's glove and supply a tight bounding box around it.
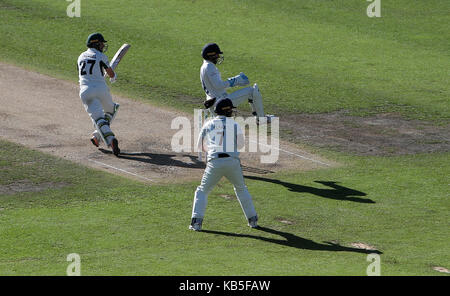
[227,72,249,87]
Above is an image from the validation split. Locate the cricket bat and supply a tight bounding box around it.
[105,43,131,75]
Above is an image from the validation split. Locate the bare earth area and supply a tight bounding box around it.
[282,112,450,156]
[0,62,330,184]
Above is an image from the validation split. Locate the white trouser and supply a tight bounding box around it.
[80,83,116,145]
[207,84,265,117]
[228,84,265,117]
[192,157,257,220]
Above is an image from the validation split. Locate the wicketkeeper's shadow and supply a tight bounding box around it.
[202,226,382,254]
[244,175,374,203]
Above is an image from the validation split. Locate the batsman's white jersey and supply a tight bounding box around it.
[77,48,110,86]
[191,116,257,221]
[200,60,266,117]
[77,48,116,145]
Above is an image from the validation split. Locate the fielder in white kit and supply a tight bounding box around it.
[190,99,259,231]
[77,33,120,156]
[200,43,272,124]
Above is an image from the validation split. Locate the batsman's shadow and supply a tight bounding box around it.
[244,175,374,203]
[100,149,275,174]
[202,226,382,254]
[100,149,205,169]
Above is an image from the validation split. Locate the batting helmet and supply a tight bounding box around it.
[86,33,108,52]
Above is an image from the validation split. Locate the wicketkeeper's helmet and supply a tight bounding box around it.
[201,43,224,64]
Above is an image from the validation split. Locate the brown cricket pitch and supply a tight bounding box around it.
[0,62,330,184]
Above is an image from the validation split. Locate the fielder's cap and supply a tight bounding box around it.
[86,33,107,46]
[202,43,223,60]
[214,98,235,114]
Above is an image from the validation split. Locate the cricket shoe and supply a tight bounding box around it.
[189,218,203,231]
[110,138,120,157]
[114,103,120,114]
[248,215,259,228]
[90,136,100,147]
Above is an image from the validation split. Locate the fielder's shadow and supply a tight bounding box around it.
[202,226,382,254]
[244,176,374,203]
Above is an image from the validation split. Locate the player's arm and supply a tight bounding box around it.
[197,127,207,152]
[208,68,249,89]
[202,138,207,152]
[101,55,117,81]
[105,66,116,79]
[205,64,229,90]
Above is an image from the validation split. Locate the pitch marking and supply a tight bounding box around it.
[88,159,154,182]
[249,140,331,167]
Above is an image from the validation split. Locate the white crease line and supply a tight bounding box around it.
[249,140,331,167]
[88,159,154,182]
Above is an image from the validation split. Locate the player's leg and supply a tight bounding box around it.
[80,86,101,147]
[89,85,118,141]
[223,158,258,227]
[81,88,116,148]
[190,160,225,231]
[99,86,119,123]
[94,85,120,156]
[251,83,265,118]
[91,103,118,147]
[89,104,115,146]
[227,85,272,124]
[227,86,255,113]
[251,84,275,124]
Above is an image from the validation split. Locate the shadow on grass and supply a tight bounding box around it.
[202,226,382,254]
[244,175,374,203]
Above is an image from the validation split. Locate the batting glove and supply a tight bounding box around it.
[110,73,117,84]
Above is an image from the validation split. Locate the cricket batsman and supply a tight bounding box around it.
[77,32,120,156]
[200,42,273,124]
[190,98,259,231]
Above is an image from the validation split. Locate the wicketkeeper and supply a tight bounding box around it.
[77,32,120,156]
[200,42,272,124]
[190,98,259,231]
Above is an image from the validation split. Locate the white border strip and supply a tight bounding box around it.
[89,159,154,182]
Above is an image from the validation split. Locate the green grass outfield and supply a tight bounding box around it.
[0,0,449,121]
[1,140,449,275]
[0,0,449,275]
